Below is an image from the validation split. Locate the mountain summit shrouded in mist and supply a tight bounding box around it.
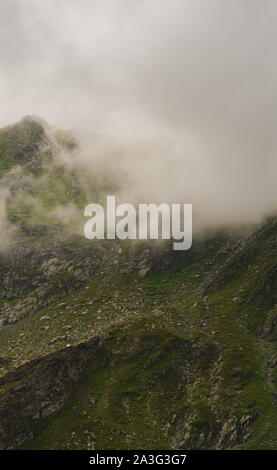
[1,1,277,230]
[0,114,276,247]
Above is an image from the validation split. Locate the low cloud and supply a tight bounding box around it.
[0,188,13,251]
[0,1,277,233]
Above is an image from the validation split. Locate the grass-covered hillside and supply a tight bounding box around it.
[0,117,277,450]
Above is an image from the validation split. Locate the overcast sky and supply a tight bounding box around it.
[1,0,277,228]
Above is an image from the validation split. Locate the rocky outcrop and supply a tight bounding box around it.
[0,336,102,449]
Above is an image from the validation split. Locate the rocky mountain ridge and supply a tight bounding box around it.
[0,117,277,449]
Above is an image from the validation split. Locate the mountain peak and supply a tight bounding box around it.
[17,115,49,127]
[13,115,49,137]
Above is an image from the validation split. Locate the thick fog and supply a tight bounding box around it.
[1,0,277,231]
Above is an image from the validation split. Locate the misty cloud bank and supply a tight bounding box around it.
[1,0,277,233]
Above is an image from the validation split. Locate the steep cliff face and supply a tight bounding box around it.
[0,117,277,449]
